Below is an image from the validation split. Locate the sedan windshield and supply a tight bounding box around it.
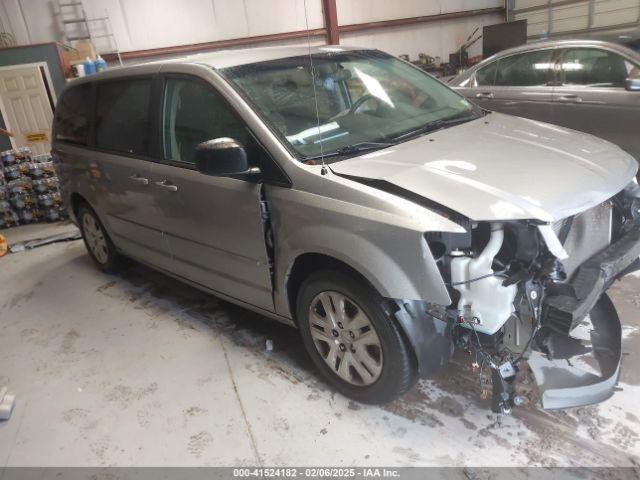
[221,49,479,162]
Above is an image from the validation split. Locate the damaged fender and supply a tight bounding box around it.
[266,185,463,318]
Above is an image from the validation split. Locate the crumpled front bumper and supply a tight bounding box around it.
[529,294,621,409]
[529,223,640,409]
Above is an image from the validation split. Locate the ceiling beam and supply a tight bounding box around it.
[102,28,326,62]
[338,7,505,34]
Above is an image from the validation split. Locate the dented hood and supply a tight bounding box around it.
[331,113,637,222]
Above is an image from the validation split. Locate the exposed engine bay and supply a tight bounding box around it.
[424,181,640,414]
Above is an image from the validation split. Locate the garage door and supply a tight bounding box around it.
[509,0,640,39]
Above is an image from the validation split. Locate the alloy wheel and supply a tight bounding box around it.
[308,291,383,386]
[82,213,109,264]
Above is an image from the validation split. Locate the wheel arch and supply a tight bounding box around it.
[69,192,89,220]
[284,251,454,379]
[286,252,379,325]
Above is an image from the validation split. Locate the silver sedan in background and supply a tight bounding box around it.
[449,40,640,163]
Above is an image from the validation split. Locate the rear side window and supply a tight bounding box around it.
[95,79,151,155]
[494,49,555,87]
[54,84,92,145]
[561,48,634,87]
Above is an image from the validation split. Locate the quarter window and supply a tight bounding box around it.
[95,79,151,155]
[561,48,635,87]
[494,50,555,87]
[162,78,248,164]
[54,84,92,145]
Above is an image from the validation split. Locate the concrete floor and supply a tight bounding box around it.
[0,226,639,467]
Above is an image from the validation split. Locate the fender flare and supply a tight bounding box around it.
[392,299,454,377]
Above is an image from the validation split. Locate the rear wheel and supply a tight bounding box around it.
[78,204,123,273]
[297,270,417,404]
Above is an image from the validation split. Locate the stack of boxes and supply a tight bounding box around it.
[0,147,67,229]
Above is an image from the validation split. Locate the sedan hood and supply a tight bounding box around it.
[331,113,637,222]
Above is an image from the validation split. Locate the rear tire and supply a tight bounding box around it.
[77,204,124,274]
[296,270,417,404]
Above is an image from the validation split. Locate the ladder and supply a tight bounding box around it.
[55,0,123,65]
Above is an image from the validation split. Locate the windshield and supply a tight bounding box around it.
[221,49,479,162]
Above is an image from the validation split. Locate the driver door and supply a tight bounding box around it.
[466,49,557,122]
[147,74,274,311]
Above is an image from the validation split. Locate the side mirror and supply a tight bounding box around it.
[625,76,640,91]
[194,138,251,176]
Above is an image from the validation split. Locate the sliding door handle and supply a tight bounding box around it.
[155,180,178,192]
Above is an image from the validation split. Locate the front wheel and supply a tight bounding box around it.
[296,270,417,404]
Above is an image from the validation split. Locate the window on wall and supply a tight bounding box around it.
[54,84,92,145]
[561,48,636,87]
[162,78,248,164]
[95,79,151,155]
[494,49,555,87]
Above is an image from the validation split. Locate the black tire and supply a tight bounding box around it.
[296,269,417,404]
[77,203,124,274]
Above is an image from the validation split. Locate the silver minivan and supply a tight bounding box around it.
[449,40,640,163]
[53,46,640,413]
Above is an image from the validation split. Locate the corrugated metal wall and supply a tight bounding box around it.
[0,0,324,53]
[338,0,504,58]
[509,0,640,39]
[0,0,503,60]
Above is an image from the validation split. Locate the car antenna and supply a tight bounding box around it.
[303,0,328,175]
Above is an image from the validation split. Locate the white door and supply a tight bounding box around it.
[0,65,55,155]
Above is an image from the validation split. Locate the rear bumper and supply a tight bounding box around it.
[530,223,640,409]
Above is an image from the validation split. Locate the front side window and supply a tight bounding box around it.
[561,48,636,87]
[494,49,555,87]
[162,78,248,164]
[54,83,92,145]
[95,79,151,155]
[221,50,478,161]
[475,61,498,86]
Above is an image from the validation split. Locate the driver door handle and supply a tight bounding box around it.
[475,92,494,99]
[129,174,149,185]
[155,180,178,192]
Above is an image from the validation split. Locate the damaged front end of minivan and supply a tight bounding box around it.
[415,181,640,414]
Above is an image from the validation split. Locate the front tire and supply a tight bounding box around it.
[77,204,123,273]
[297,270,417,404]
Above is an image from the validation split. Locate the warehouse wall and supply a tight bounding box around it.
[339,0,504,58]
[0,0,324,53]
[1,0,503,61]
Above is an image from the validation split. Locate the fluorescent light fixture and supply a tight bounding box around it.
[562,62,583,71]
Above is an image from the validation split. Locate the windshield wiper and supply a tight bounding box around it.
[391,113,479,143]
[302,141,394,162]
